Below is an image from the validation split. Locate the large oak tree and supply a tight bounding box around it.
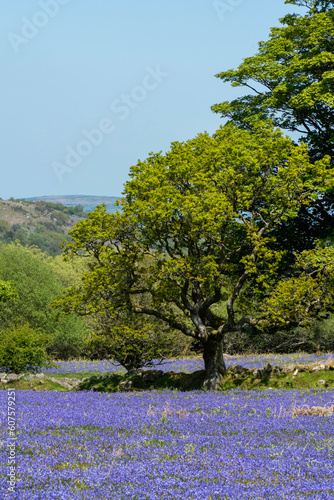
[58,122,333,389]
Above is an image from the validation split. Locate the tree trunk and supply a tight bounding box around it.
[202,336,226,390]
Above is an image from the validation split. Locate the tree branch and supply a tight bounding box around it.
[132,305,195,337]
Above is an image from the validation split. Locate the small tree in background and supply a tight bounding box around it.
[87,309,192,371]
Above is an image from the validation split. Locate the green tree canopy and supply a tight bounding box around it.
[0,243,64,330]
[58,122,333,389]
[212,0,334,251]
[261,240,334,330]
[212,0,334,161]
[0,243,88,360]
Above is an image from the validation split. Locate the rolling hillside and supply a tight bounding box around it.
[0,198,86,255]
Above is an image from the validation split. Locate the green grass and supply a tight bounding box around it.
[75,368,334,392]
[74,371,206,392]
[45,371,99,380]
[1,361,334,393]
[1,378,69,391]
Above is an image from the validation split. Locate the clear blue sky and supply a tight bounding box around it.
[0,0,299,199]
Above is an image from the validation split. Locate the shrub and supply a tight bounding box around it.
[87,310,192,371]
[0,324,49,373]
[0,220,10,233]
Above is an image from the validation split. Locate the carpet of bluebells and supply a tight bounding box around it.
[43,352,334,376]
[1,388,334,499]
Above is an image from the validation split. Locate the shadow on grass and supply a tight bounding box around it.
[76,368,334,392]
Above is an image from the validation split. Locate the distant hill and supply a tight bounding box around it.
[25,195,120,214]
[0,198,86,256]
